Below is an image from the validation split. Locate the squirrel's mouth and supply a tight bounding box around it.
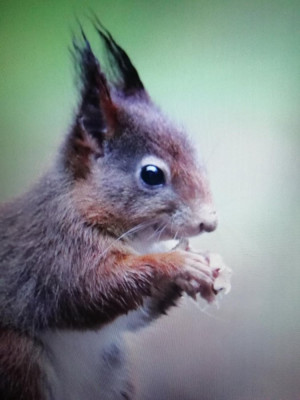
[124,218,211,245]
[159,225,208,241]
[142,224,205,243]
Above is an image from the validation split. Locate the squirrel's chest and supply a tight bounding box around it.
[40,317,134,400]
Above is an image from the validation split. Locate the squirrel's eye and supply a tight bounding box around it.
[140,165,165,186]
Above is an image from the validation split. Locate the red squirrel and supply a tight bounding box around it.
[0,22,231,400]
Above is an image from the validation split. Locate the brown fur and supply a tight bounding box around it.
[0,330,42,400]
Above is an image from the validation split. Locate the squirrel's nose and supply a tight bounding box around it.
[199,209,218,233]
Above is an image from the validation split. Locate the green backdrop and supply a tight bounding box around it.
[1,1,299,399]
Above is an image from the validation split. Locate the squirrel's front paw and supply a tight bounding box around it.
[207,253,232,295]
[173,241,232,302]
[174,250,217,302]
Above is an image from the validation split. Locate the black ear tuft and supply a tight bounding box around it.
[92,17,146,97]
[72,27,116,144]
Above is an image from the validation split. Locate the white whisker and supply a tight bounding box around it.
[157,223,167,241]
[173,229,179,241]
[98,220,154,259]
[147,227,160,241]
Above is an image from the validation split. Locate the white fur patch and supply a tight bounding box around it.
[40,316,135,400]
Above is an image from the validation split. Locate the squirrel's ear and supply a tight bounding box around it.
[66,26,148,178]
[73,31,117,149]
[65,33,118,178]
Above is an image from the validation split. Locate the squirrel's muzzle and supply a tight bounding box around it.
[198,207,218,233]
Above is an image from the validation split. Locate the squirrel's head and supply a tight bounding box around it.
[64,22,217,241]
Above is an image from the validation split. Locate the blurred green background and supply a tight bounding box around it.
[1,1,299,399]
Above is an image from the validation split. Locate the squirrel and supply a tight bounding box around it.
[0,22,231,400]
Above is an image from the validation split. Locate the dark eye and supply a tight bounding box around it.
[140,165,165,186]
